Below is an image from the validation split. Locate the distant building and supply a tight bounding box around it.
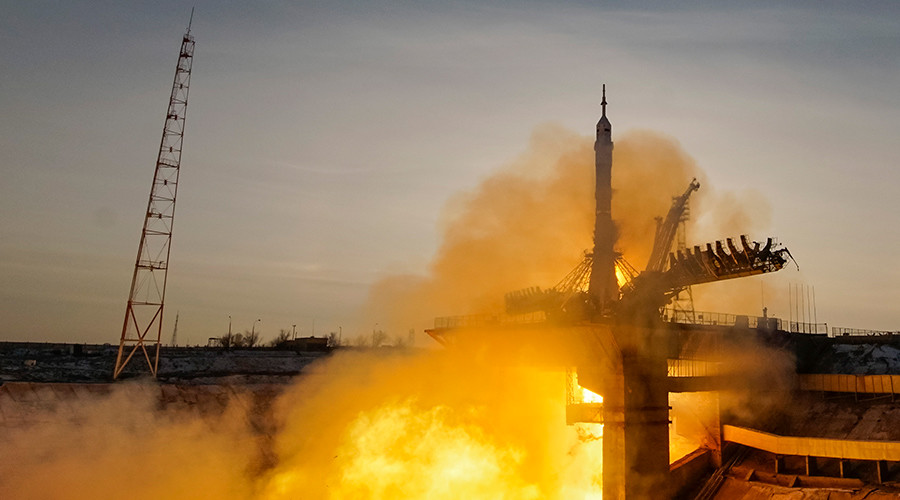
[280,336,329,352]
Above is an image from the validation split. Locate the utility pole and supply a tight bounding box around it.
[114,14,195,379]
[170,312,179,346]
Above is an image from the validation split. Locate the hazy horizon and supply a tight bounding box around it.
[2,1,898,345]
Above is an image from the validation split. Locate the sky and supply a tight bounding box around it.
[1,1,899,345]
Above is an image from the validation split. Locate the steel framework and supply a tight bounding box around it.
[669,183,698,323]
[114,18,195,379]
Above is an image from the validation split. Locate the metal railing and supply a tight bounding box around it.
[830,326,898,337]
[667,358,722,377]
[662,309,738,326]
[662,308,783,331]
[433,311,547,329]
[787,321,829,334]
[434,309,895,341]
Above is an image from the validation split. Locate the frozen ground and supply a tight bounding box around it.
[0,342,327,383]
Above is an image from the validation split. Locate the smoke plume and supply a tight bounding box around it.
[364,125,773,336]
[0,384,261,499]
[258,349,602,499]
[0,351,605,499]
[0,124,791,499]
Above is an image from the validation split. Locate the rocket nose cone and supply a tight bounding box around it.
[597,116,612,137]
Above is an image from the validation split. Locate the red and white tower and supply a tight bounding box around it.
[114,17,195,379]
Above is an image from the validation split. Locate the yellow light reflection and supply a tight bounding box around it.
[614,265,626,288]
[581,387,603,404]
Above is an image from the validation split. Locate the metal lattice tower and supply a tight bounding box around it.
[114,17,195,379]
[670,198,697,323]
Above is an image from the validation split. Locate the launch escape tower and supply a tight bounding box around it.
[114,17,195,379]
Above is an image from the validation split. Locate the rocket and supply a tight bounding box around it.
[588,84,618,310]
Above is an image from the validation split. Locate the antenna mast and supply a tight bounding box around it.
[170,312,180,347]
[114,18,195,379]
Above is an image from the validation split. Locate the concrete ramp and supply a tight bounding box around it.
[723,425,900,461]
[800,374,900,396]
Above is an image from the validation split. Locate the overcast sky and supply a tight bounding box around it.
[1,1,898,345]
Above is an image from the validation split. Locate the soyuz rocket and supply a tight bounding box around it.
[588,85,618,310]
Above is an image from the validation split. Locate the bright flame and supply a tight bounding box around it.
[0,350,607,500]
[256,352,606,500]
[569,423,603,500]
[582,387,604,404]
[264,400,542,500]
[572,371,604,405]
[614,264,626,288]
[668,422,699,463]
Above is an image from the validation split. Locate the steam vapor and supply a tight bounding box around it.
[0,123,786,499]
[0,351,605,499]
[363,124,772,336]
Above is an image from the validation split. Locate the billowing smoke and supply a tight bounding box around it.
[690,187,777,316]
[364,124,594,335]
[259,349,602,499]
[0,384,262,499]
[0,351,605,499]
[363,125,773,336]
[669,335,797,459]
[0,123,789,499]
[357,122,793,473]
[611,129,702,268]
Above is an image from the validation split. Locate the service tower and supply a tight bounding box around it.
[589,85,618,311]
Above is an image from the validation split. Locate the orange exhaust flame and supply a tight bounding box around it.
[264,400,541,499]
[614,265,627,289]
[257,351,605,500]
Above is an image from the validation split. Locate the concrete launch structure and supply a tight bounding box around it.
[428,87,815,499]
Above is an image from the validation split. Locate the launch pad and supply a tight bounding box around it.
[427,87,800,499]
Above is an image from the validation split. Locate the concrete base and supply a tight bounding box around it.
[579,324,672,499]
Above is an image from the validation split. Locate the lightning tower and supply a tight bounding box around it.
[114,15,195,379]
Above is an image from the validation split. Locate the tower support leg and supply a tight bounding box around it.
[591,325,671,499]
